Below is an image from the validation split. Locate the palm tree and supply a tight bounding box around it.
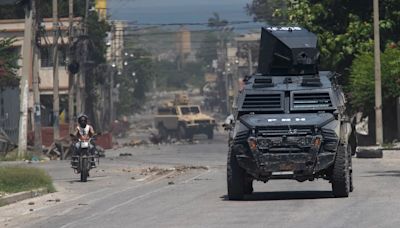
[208,13,228,28]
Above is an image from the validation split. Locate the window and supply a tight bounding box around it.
[189,106,200,114]
[158,107,177,115]
[180,106,200,115]
[40,45,67,67]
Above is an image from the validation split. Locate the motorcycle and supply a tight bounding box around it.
[70,133,100,182]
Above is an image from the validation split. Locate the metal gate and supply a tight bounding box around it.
[0,88,20,144]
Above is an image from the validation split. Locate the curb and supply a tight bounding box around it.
[356,146,383,159]
[0,188,49,207]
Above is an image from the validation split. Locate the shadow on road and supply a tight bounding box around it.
[364,170,400,177]
[221,190,334,201]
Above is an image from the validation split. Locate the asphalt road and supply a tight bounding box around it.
[2,132,400,228]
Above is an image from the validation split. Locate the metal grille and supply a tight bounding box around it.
[258,126,313,137]
[0,88,20,144]
[233,131,248,144]
[241,93,283,111]
[292,92,332,109]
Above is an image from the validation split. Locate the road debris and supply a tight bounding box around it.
[123,138,149,147]
[119,153,132,157]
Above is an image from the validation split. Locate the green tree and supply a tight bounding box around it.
[116,49,156,114]
[196,33,219,65]
[87,11,111,64]
[196,13,233,65]
[245,0,288,25]
[246,0,400,74]
[348,47,400,111]
[153,60,205,90]
[0,38,20,88]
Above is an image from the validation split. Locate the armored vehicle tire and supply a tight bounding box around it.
[178,125,192,140]
[178,125,186,140]
[331,144,351,198]
[244,176,254,194]
[227,148,246,200]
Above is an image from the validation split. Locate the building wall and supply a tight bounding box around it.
[106,21,125,68]
[0,18,80,107]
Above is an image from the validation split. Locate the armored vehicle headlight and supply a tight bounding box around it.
[313,137,322,148]
[257,138,271,149]
[247,137,257,152]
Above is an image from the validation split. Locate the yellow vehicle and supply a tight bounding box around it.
[155,98,216,140]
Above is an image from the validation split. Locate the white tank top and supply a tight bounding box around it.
[78,125,91,136]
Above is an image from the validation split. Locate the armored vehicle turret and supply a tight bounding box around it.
[227,27,357,200]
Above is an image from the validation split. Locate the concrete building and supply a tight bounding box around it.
[107,21,125,69]
[234,32,260,76]
[0,18,81,126]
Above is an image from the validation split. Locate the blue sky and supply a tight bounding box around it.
[108,0,255,24]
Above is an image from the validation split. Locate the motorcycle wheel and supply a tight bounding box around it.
[80,158,88,182]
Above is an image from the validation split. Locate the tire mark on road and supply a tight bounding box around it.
[59,168,213,228]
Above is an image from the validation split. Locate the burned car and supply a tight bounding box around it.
[227,27,356,200]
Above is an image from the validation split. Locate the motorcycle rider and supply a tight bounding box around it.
[72,114,97,167]
[74,114,95,140]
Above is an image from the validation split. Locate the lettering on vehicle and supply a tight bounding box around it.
[267,26,302,31]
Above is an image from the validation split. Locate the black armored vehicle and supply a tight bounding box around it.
[227,27,356,200]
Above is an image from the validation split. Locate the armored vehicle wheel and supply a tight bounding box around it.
[331,144,350,198]
[178,125,186,140]
[244,176,254,194]
[206,128,214,140]
[227,148,246,200]
[178,125,192,140]
[158,125,168,142]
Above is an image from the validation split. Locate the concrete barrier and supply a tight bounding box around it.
[356,146,383,159]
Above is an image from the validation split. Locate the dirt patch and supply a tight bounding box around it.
[139,167,175,176]
[174,165,208,173]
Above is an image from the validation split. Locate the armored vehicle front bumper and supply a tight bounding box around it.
[234,144,335,180]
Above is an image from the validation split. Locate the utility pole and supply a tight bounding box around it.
[52,0,60,140]
[247,46,253,75]
[77,0,90,115]
[68,0,75,133]
[84,0,90,35]
[18,0,34,158]
[109,66,114,123]
[32,0,42,152]
[373,0,383,145]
